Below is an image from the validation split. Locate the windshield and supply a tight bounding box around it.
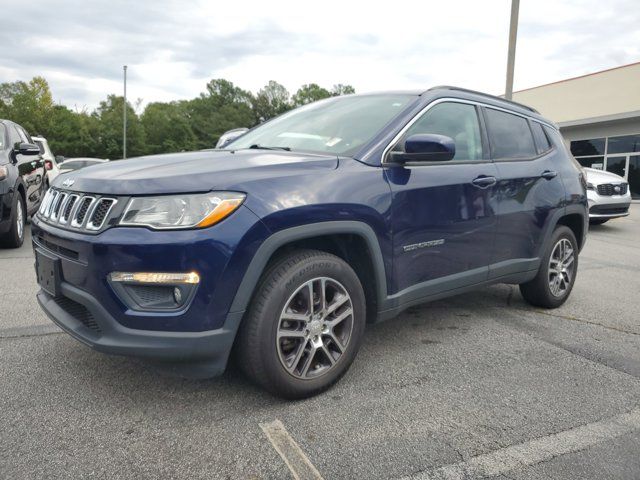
[61,161,85,171]
[227,94,414,156]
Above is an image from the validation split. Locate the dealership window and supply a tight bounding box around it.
[607,134,640,155]
[570,138,605,156]
[575,156,604,169]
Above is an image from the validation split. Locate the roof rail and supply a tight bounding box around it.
[425,85,540,114]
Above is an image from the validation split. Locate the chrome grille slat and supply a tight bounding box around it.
[38,188,118,232]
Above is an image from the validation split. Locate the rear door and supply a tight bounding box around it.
[484,107,566,278]
[386,100,498,297]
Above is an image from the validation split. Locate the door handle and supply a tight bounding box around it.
[541,170,557,180]
[471,176,497,189]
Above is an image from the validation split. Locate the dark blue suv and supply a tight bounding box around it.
[32,87,588,398]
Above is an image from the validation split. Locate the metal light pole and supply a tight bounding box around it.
[123,65,127,159]
[504,0,520,100]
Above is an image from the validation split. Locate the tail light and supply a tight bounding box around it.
[45,160,53,171]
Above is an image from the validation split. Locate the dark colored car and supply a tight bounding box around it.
[32,87,588,398]
[1,119,45,247]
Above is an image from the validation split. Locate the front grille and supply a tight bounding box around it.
[38,189,117,232]
[53,296,101,333]
[597,183,628,196]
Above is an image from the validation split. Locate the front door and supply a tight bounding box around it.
[386,101,497,297]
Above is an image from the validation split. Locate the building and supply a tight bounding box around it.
[513,61,640,199]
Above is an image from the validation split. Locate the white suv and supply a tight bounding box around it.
[584,167,632,225]
[32,136,60,187]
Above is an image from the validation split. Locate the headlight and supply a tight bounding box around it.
[586,182,596,190]
[119,192,245,229]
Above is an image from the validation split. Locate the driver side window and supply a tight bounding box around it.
[396,102,483,161]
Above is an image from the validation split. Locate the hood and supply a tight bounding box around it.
[51,149,338,195]
[583,167,626,184]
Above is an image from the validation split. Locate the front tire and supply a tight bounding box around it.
[519,226,578,308]
[236,249,366,399]
[0,193,26,248]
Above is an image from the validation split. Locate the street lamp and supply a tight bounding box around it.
[504,0,520,100]
[123,65,127,159]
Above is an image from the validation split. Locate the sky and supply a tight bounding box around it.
[1,0,639,112]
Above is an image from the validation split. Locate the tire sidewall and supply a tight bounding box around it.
[256,255,366,396]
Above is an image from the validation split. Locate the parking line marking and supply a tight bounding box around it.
[0,324,62,339]
[404,406,640,480]
[260,419,324,480]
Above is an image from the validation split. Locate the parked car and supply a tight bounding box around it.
[58,158,109,175]
[32,87,587,398]
[32,136,59,188]
[583,167,631,225]
[1,119,45,247]
[215,128,248,148]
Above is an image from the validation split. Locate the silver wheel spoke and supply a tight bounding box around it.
[548,238,575,298]
[326,308,352,328]
[277,276,354,380]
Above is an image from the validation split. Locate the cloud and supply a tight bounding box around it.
[1,0,638,110]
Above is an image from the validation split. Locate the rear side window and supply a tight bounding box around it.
[530,121,552,154]
[398,101,483,161]
[484,108,537,160]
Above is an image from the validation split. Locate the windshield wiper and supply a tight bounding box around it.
[248,144,291,151]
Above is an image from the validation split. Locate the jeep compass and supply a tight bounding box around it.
[32,87,588,398]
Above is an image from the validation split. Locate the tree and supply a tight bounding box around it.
[93,95,146,159]
[291,84,332,106]
[0,77,54,135]
[46,106,99,158]
[141,102,197,154]
[331,84,356,96]
[252,80,290,122]
[186,79,255,149]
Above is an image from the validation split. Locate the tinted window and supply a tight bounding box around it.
[16,126,30,143]
[485,108,537,159]
[398,102,483,161]
[530,121,551,154]
[576,156,604,169]
[9,126,21,146]
[570,138,605,156]
[607,134,640,154]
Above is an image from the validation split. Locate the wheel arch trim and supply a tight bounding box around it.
[227,221,388,315]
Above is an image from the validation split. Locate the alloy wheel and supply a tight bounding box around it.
[16,199,24,241]
[277,277,354,379]
[548,238,574,297]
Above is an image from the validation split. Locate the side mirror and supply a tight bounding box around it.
[55,155,66,163]
[14,142,41,156]
[389,134,455,163]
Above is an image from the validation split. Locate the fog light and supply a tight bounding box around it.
[109,271,200,284]
[108,271,199,312]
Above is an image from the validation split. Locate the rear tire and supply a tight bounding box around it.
[0,192,26,248]
[589,218,609,225]
[519,226,578,309]
[235,249,366,399]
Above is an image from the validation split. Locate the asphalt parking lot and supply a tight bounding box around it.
[1,206,639,480]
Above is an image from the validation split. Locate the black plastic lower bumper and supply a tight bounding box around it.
[37,282,244,377]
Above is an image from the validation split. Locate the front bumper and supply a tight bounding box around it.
[586,190,631,219]
[31,205,270,370]
[37,284,243,374]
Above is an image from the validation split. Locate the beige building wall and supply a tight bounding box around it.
[512,62,640,124]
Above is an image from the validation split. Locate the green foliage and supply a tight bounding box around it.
[291,83,332,106]
[0,76,356,158]
[252,81,290,123]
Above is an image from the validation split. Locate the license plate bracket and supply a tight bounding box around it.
[35,248,61,297]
